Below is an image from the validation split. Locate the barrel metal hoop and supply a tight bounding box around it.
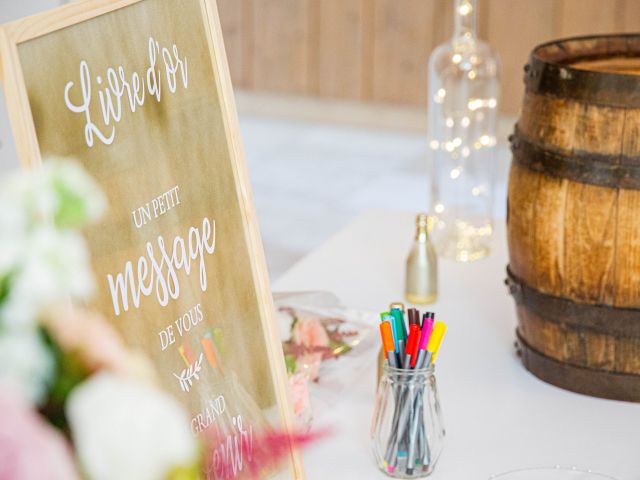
[506,266,640,337]
[510,131,640,190]
[524,34,640,109]
[516,330,640,402]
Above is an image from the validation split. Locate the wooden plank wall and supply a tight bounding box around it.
[218,0,640,115]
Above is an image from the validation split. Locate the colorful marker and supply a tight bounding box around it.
[414,315,435,369]
[426,321,447,365]
[404,323,421,368]
[408,308,420,326]
[391,308,408,366]
[381,312,399,355]
[380,320,398,368]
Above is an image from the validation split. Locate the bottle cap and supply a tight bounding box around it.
[416,213,429,227]
[415,213,435,233]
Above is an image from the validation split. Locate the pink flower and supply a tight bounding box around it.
[292,317,330,349]
[291,317,330,381]
[289,373,311,420]
[43,306,157,383]
[202,423,328,479]
[296,353,323,381]
[0,385,80,480]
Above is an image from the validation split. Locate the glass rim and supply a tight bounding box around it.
[382,363,435,375]
[490,466,618,479]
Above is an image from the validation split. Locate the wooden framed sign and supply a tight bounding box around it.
[0,0,303,478]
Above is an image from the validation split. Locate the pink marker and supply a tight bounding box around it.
[414,314,435,368]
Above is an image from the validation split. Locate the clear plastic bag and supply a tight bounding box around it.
[273,291,378,426]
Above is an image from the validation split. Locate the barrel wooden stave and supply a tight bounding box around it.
[519,93,578,151]
[508,162,620,307]
[519,93,629,157]
[563,180,617,305]
[515,286,640,374]
[616,189,640,306]
[507,161,539,285]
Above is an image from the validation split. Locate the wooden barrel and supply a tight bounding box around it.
[507,34,640,402]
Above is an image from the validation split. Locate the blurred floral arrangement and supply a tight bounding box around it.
[275,294,372,428]
[0,159,201,480]
[0,159,320,480]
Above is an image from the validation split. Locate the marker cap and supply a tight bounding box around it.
[408,308,420,325]
[380,321,395,354]
[427,321,447,357]
[419,317,435,351]
[406,323,419,351]
[406,324,421,367]
[391,308,407,340]
[389,302,405,313]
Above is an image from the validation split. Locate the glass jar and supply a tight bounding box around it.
[427,0,501,262]
[371,364,445,478]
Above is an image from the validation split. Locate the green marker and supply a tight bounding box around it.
[390,308,407,367]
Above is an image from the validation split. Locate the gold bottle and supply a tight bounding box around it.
[405,214,438,305]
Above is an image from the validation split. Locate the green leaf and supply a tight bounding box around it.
[329,339,352,357]
[0,273,12,307]
[53,178,89,229]
[39,328,90,434]
[284,354,297,375]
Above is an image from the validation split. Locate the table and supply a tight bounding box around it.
[274,210,640,480]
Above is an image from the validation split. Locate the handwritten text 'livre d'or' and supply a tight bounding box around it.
[64,37,188,148]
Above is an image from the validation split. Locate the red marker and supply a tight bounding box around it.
[404,323,421,368]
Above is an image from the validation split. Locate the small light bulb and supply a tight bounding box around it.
[458,2,472,15]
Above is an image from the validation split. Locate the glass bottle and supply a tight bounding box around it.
[371,364,445,478]
[405,214,438,305]
[427,0,501,262]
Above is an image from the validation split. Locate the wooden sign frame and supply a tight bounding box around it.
[0,1,304,478]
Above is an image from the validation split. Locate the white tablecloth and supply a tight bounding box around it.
[274,210,640,480]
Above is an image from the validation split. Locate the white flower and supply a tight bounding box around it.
[0,329,54,405]
[0,157,105,330]
[43,157,107,226]
[0,157,106,231]
[0,227,95,329]
[276,309,294,342]
[67,373,198,480]
[0,181,29,275]
[1,166,57,224]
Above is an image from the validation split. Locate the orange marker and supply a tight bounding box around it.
[201,336,224,374]
[380,321,398,368]
[178,342,194,367]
